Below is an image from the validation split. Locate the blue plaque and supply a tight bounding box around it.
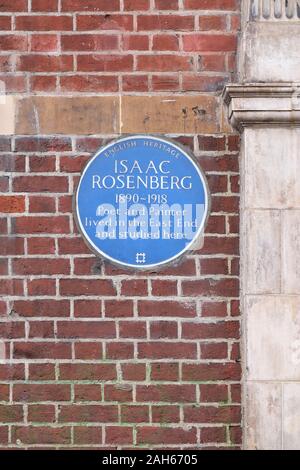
[75,135,210,269]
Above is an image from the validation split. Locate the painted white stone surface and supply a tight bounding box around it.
[244,210,281,294]
[244,128,300,209]
[241,23,300,82]
[224,0,300,449]
[283,383,300,450]
[247,295,300,380]
[282,210,300,294]
[246,382,282,450]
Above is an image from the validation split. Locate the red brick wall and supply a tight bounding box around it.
[0,0,241,449]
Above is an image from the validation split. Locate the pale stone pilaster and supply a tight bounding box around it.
[224,0,300,450]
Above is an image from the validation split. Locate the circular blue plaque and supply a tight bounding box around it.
[75,135,209,269]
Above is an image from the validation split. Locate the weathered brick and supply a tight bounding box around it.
[29,364,55,381]
[121,279,148,296]
[13,342,72,359]
[30,75,56,92]
[28,405,56,423]
[0,385,9,402]
[104,299,134,318]
[0,258,8,275]
[0,196,25,213]
[155,0,178,9]
[200,258,228,275]
[0,405,23,423]
[201,426,227,443]
[0,0,27,12]
[137,15,194,31]
[58,239,91,255]
[31,34,58,52]
[152,405,180,423]
[28,320,55,338]
[59,405,118,423]
[104,384,133,402]
[62,0,120,11]
[138,342,196,359]
[13,300,70,318]
[12,426,71,445]
[15,137,72,152]
[183,74,228,92]
[60,279,115,296]
[13,258,70,275]
[32,0,59,11]
[0,237,28,255]
[119,321,147,338]
[13,384,70,402]
[152,74,180,91]
[137,426,197,445]
[122,74,148,91]
[18,54,73,72]
[74,426,102,444]
[57,321,116,339]
[0,321,25,339]
[0,365,25,381]
[0,426,8,444]
[13,176,68,192]
[151,280,177,296]
[123,34,149,50]
[139,300,196,317]
[184,0,237,9]
[184,405,241,424]
[0,279,23,297]
[74,299,102,318]
[74,384,102,402]
[29,195,55,214]
[121,364,146,381]
[124,0,149,9]
[106,342,134,359]
[137,55,192,71]
[27,238,55,255]
[75,342,103,360]
[182,279,239,297]
[0,155,24,171]
[150,321,178,339]
[16,16,73,31]
[182,363,241,381]
[152,34,179,51]
[199,15,227,31]
[77,54,133,71]
[0,16,11,30]
[77,14,133,31]
[61,75,118,92]
[59,363,116,381]
[136,384,196,403]
[151,363,179,382]
[61,34,119,51]
[201,342,228,359]
[105,426,133,444]
[0,34,27,51]
[201,384,228,403]
[182,321,239,339]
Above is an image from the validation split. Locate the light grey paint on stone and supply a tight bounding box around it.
[244,209,281,294]
[283,383,300,450]
[246,382,282,450]
[282,210,300,294]
[247,295,300,381]
[245,128,300,209]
